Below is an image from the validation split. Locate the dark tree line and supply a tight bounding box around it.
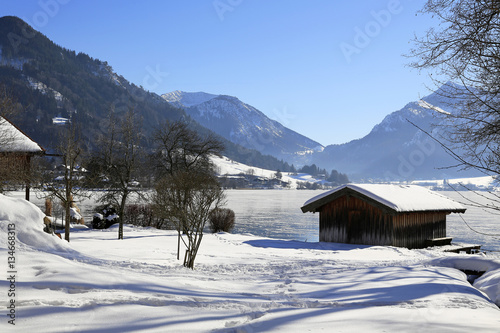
[298,164,349,185]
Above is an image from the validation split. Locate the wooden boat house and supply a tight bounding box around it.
[0,116,45,200]
[301,184,466,249]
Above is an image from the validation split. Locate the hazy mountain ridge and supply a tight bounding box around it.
[312,91,482,181]
[162,91,324,165]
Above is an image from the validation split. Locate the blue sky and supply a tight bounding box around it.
[2,0,439,146]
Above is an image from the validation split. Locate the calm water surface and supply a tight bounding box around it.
[16,189,500,251]
[441,191,500,252]
[226,189,500,252]
[226,189,320,242]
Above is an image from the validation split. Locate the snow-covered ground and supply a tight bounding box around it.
[1,193,500,332]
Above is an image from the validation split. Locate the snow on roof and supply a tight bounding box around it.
[302,184,466,213]
[0,116,44,153]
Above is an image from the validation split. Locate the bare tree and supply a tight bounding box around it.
[408,0,500,234]
[0,87,20,190]
[95,107,146,240]
[44,123,87,242]
[152,120,224,177]
[152,120,225,268]
[0,86,18,150]
[408,0,500,176]
[154,170,225,269]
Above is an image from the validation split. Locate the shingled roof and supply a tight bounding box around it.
[301,184,466,214]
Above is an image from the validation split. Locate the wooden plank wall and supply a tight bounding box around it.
[0,154,31,181]
[392,212,447,248]
[319,196,392,246]
[319,195,448,248]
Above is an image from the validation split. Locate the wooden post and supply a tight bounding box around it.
[177,230,181,260]
[25,155,31,201]
[25,183,30,201]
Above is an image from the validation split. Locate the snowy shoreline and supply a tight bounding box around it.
[1,193,500,332]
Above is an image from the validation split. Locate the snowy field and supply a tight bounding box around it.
[1,192,500,332]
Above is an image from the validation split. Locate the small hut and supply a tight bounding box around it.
[0,116,45,200]
[301,184,466,249]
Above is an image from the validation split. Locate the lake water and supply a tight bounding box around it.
[226,190,320,242]
[441,190,500,252]
[14,189,500,252]
[225,189,500,252]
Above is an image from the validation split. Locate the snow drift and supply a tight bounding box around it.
[430,256,500,306]
[0,194,69,252]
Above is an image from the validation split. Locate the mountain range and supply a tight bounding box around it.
[162,91,323,164]
[310,89,482,181]
[0,16,483,181]
[0,16,296,173]
[162,88,482,181]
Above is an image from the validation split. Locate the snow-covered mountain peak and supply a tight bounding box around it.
[371,99,443,134]
[162,91,218,108]
[417,99,451,115]
[160,89,323,165]
[314,85,484,181]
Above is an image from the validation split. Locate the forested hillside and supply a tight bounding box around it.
[0,16,297,172]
